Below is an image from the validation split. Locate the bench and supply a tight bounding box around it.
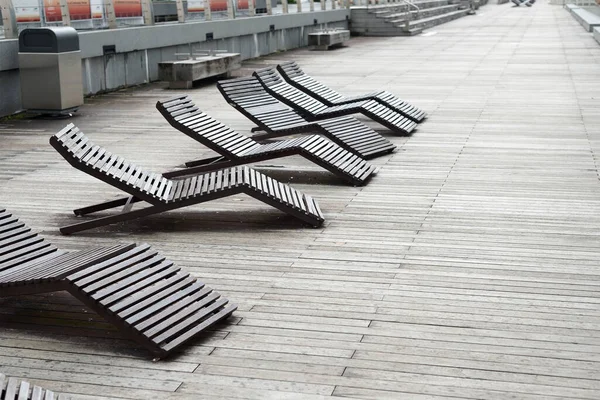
[158,51,241,89]
[307,29,350,50]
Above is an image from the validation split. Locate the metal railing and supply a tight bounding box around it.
[553,0,598,5]
[1,0,352,39]
[399,0,419,28]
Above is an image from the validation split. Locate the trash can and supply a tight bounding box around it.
[255,0,278,13]
[18,27,83,114]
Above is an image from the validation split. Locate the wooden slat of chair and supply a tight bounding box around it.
[0,211,238,359]
[157,96,377,185]
[64,244,237,357]
[254,67,418,134]
[49,125,325,233]
[277,61,427,122]
[0,373,65,400]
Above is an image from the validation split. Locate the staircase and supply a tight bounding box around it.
[350,0,479,36]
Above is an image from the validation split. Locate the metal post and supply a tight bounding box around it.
[59,0,71,25]
[176,0,185,22]
[281,0,288,13]
[321,0,326,10]
[248,0,255,15]
[141,0,153,24]
[105,0,118,28]
[204,0,212,20]
[309,0,314,11]
[331,0,336,8]
[0,0,18,39]
[266,0,272,15]
[226,0,234,18]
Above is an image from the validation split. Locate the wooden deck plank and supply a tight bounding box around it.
[1,2,600,399]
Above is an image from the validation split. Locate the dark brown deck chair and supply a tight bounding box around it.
[253,67,418,135]
[49,124,324,234]
[0,209,237,358]
[277,61,427,123]
[1,373,68,399]
[156,96,376,186]
[217,76,396,159]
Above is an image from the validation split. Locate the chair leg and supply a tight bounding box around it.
[251,131,282,141]
[61,203,167,235]
[184,155,228,168]
[241,187,324,227]
[164,159,243,178]
[361,109,415,135]
[74,196,143,216]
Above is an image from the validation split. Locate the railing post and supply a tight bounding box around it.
[105,0,118,28]
[141,0,154,25]
[331,0,336,9]
[176,0,186,22]
[226,0,234,18]
[297,0,303,12]
[248,0,255,15]
[321,0,326,10]
[346,0,351,8]
[59,0,71,26]
[204,0,212,20]
[282,0,288,13]
[0,0,18,39]
[266,0,272,14]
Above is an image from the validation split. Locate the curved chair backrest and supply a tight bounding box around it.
[50,124,173,204]
[277,61,344,104]
[253,67,327,115]
[277,61,304,79]
[156,96,261,158]
[217,76,309,128]
[218,76,281,109]
[0,208,60,274]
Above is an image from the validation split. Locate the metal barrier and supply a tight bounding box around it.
[0,0,350,39]
[553,0,597,4]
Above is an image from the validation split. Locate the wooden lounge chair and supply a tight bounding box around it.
[253,67,418,135]
[277,61,427,123]
[1,373,68,399]
[156,96,376,186]
[511,0,534,6]
[49,124,324,234]
[0,209,237,358]
[217,76,396,159]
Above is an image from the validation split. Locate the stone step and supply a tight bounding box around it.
[383,0,460,16]
[350,0,472,36]
[395,8,470,31]
[364,0,457,15]
[388,4,461,24]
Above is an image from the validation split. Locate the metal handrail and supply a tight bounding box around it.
[397,0,419,29]
[401,0,420,13]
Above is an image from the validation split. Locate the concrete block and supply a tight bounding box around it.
[571,8,600,32]
[308,29,350,50]
[158,53,241,88]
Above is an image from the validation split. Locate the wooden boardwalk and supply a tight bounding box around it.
[1,2,600,399]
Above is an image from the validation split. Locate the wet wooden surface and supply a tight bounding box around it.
[1,2,600,399]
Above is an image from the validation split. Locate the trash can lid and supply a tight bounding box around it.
[19,27,80,53]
